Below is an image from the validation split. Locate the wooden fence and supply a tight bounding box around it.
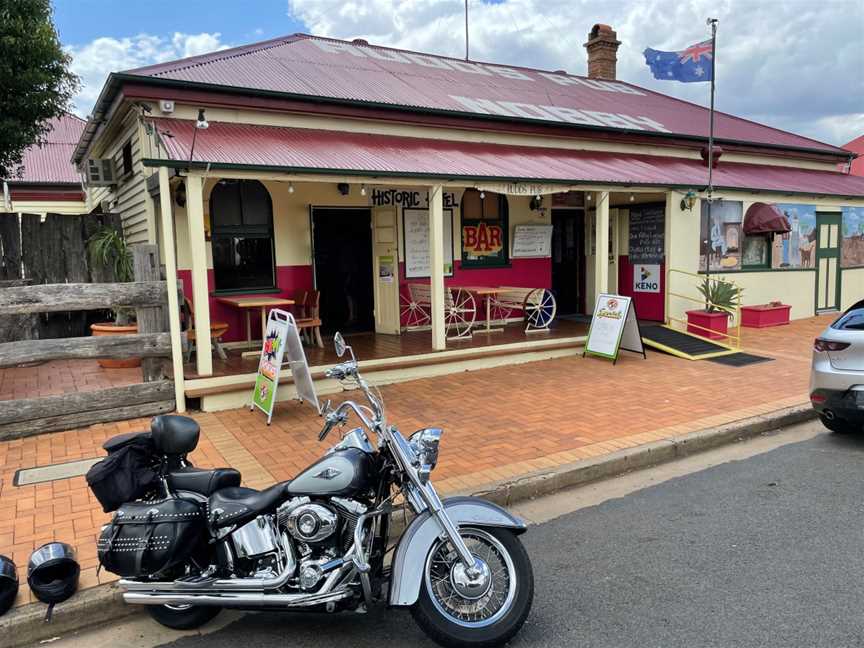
[0,212,123,341]
[0,245,185,440]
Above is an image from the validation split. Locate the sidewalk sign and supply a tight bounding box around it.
[584,294,647,364]
[251,309,320,424]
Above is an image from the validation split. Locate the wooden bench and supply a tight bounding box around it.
[489,287,557,332]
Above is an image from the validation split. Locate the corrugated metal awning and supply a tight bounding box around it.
[148,119,864,198]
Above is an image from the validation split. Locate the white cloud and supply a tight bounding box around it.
[67,32,229,117]
[288,0,864,146]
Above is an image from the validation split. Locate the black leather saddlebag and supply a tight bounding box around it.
[86,433,158,513]
[97,498,203,577]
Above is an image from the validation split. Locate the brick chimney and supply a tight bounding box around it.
[584,24,621,80]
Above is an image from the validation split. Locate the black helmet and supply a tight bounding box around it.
[27,543,79,615]
[0,555,18,616]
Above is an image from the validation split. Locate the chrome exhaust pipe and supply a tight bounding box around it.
[122,532,297,593]
[824,409,836,421]
[123,588,351,609]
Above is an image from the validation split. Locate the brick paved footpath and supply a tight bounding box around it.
[0,315,829,607]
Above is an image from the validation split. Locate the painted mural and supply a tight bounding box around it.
[771,203,816,269]
[842,206,864,268]
[700,200,743,271]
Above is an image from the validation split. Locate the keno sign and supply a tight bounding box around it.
[633,264,661,293]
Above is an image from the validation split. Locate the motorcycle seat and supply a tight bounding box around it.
[168,466,242,496]
[151,415,200,455]
[207,482,292,529]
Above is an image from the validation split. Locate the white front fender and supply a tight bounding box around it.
[388,496,527,607]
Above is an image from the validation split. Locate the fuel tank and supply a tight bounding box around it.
[286,447,373,498]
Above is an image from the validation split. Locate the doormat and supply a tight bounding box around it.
[707,352,774,367]
[13,457,101,486]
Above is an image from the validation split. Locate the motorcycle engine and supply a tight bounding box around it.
[276,497,367,591]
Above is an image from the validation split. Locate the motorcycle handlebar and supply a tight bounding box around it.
[319,361,384,441]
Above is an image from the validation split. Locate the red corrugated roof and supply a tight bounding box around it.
[124,34,845,156]
[9,113,86,184]
[151,118,864,197]
[844,135,864,176]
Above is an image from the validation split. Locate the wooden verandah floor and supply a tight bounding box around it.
[179,318,590,381]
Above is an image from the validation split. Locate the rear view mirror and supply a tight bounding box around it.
[334,332,346,357]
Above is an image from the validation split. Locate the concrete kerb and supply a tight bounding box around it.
[3,402,816,648]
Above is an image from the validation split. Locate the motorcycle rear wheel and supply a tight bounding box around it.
[411,527,533,648]
[147,603,221,630]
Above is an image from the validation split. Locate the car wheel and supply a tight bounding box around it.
[820,414,860,434]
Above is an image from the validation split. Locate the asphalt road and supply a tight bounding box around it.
[61,424,864,648]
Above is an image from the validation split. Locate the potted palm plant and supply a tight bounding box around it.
[87,227,140,368]
[686,277,742,340]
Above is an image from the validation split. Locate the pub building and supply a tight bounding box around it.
[71,24,864,412]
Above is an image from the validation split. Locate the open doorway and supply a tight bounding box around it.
[551,209,586,315]
[312,208,375,335]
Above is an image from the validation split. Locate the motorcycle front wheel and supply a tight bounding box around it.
[411,527,534,648]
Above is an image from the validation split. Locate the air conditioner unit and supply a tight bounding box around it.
[86,158,116,186]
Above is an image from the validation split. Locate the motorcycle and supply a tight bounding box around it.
[95,331,534,647]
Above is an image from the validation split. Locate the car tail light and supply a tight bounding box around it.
[814,338,851,352]
[810,392,827,404]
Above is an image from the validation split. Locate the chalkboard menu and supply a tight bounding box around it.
[403,208,454,278]
[628,205,665,264]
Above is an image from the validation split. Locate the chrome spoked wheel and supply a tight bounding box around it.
[424,529,517,628]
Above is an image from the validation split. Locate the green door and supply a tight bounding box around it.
[815,212,842,312]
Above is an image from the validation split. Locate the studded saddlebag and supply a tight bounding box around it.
[97,498,203,577]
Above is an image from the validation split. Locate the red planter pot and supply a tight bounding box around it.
[90,322,141,368]
[741,304,791,328]
[686,309,729,340]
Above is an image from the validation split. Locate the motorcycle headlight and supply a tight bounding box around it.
[409,428,443,481]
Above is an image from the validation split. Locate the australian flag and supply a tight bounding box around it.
[643,40,713,82]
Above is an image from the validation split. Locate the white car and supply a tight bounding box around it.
[810,300,864,433]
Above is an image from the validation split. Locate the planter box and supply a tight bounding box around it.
[686,309,729,341]
[741,303,791,328]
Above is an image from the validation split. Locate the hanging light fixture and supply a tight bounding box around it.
[288,182,295,194]
[479,190,485,199]
[586,192,592,201]
[195,108,209,130]
[629,193,635,202]
[360,184,367,196]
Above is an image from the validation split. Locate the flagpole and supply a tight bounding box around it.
[704,17,718,307]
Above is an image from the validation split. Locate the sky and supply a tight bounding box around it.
[54,0,864,146]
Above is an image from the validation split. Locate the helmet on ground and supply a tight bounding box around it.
[27,543,79,608]
[0,555,18,616]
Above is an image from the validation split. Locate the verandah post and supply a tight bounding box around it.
[429,184,446,351]
[158,166,187,412]
[594,191,611,297]
[185,174,213,376]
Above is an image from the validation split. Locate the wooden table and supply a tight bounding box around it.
[215,296,294,356]
[462,286,506,335]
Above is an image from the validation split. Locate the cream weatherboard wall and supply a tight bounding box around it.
[87,111,156,245]
[841,268,864,311]
[666,192,864,326]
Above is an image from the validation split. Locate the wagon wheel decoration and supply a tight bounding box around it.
[400,292,431,330]
[489,297,514,325]
[523,288,557,331]
[445,288,477,339]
